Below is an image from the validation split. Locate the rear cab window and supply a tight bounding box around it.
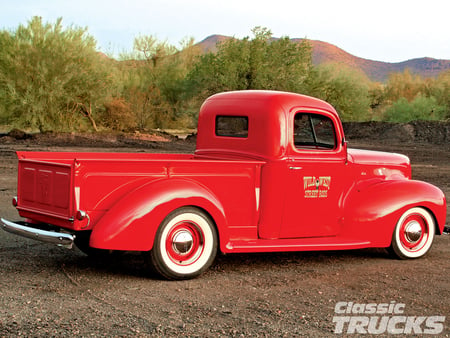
[216,116,248,138]
[294,113,336,150]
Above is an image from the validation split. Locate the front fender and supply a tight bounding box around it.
[89,178,227,251]
[343,179,446,246]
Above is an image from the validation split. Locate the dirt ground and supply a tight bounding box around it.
[0,125,448,337]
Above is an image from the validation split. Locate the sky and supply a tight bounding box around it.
[1,0,449,63]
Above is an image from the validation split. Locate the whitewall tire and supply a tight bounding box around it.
[150,207,218,280]
[389,207,435,259]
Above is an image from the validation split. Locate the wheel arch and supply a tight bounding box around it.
[343,179,446,246]
[420,205,442,236]
[89,178,228,251]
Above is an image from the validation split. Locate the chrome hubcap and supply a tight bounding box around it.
[172,230,194,255]
[404,221,422,243]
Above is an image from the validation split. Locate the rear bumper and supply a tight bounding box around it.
[444,225,450,235]
[1,218,74,248]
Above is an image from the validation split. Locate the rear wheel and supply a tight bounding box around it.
[150,207,218,280]
[389,207,435,259]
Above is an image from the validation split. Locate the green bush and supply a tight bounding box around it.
[384,95,447,122]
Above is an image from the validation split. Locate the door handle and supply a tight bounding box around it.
[289,166,303,170]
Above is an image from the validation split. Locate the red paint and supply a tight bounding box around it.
[8,90,447,259]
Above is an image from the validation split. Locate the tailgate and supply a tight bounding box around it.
[17,158,74,220]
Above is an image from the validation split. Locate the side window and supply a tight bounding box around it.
[294,113,335,149]
[216,116,248,138]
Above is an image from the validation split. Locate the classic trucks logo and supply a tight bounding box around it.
[332,301,445,335]
[303,176,331,198]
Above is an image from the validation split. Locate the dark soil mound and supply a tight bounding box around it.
[343,120,450,145]
[0,130,195,152]
[1,121,448,149]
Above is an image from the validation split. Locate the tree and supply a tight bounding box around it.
[118,35,201,129]
[0,17,112,131]
[186,27,312,101]
[304,63,371,121]
[132,35,177,67]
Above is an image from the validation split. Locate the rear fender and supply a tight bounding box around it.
[89,178,227,251]
[343,179,446,246]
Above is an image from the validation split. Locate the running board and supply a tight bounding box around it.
[223,237,371,253]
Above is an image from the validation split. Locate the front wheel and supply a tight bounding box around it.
[149,207,218,280]
[389,207,435,259]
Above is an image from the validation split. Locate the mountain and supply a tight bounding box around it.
[197,35,450,82]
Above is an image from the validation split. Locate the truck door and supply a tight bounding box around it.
[279,112,348,238]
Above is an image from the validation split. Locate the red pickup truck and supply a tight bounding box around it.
[2,90,447,279]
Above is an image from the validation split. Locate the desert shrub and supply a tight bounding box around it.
[385,69,424,102]
[384,95,447,122]
[102,97,136,131]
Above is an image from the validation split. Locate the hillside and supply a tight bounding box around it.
[197,35,450,82]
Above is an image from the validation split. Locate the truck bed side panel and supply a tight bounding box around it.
[87,160,263,251]
[170,161,262,240]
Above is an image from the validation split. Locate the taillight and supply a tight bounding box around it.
[12,196,18,207]
[76,210,87,221]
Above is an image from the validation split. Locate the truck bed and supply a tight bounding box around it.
[16,151,265,236]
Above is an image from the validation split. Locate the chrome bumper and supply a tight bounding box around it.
[1,218,75,249]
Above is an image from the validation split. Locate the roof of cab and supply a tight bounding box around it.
[203,90,338,117]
